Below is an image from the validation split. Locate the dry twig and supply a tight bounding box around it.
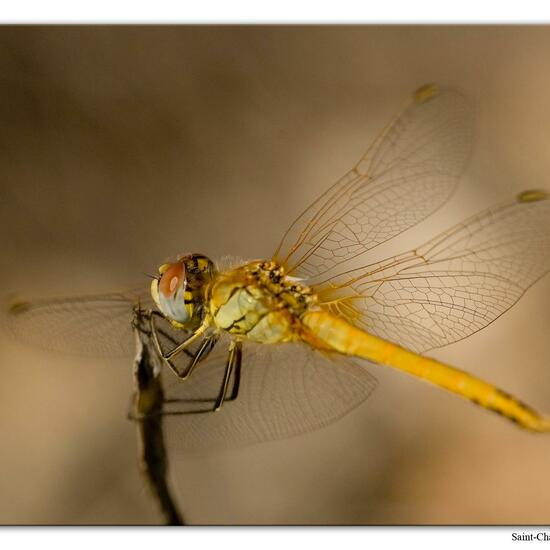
[132,308,184,525]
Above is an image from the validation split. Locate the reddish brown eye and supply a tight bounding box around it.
[159,261,185,297]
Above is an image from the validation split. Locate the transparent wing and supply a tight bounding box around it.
[273,84,474,282]
[318,191,550,353]
[4,287,152,357]
[162,336,378,452]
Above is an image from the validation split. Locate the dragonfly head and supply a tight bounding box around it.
[151,253,215,328]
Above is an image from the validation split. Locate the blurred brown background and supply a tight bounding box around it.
[1,26,550,525]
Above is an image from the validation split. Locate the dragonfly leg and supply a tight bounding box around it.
[149,310,210,379]
[132,339,243,418]
[214,340,242,411]
[178,334,219,380]
[226,340,242,402]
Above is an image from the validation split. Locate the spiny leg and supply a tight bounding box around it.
[214,340,242,412]
[179,334,219,381]
[150,310,209,360]
[149,310,210,379]
[158,334,219,381]
[137,311,193,358]
[139,340,243,418]
[228,341,242,401]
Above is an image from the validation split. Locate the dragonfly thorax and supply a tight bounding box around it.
[151,253,215,329]
[208,260,316,344]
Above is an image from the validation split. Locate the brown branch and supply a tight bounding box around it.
[132,308,184,525]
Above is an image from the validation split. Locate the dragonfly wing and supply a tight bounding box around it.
[273,84,474,281]
[318,191,550,353]
[162,336,378,452]
[4,287,152,357]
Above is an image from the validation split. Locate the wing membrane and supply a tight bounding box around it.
[318,191,550,353]
[273,84,474,281]
[162,338,378,452]
[4,287,151,356]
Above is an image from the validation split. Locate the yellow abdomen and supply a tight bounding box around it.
[301,309,550,432]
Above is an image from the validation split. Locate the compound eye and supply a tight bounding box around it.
[158,261,185,298]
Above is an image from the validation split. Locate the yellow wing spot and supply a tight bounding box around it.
[516,189,548,203]
[7,300,31,315]
[413,83,439,104]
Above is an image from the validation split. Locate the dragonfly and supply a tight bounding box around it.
[7,83,550,452]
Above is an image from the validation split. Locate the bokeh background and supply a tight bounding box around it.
[1,26,550,524]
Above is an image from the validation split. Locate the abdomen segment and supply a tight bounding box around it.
[301,310,550,432]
